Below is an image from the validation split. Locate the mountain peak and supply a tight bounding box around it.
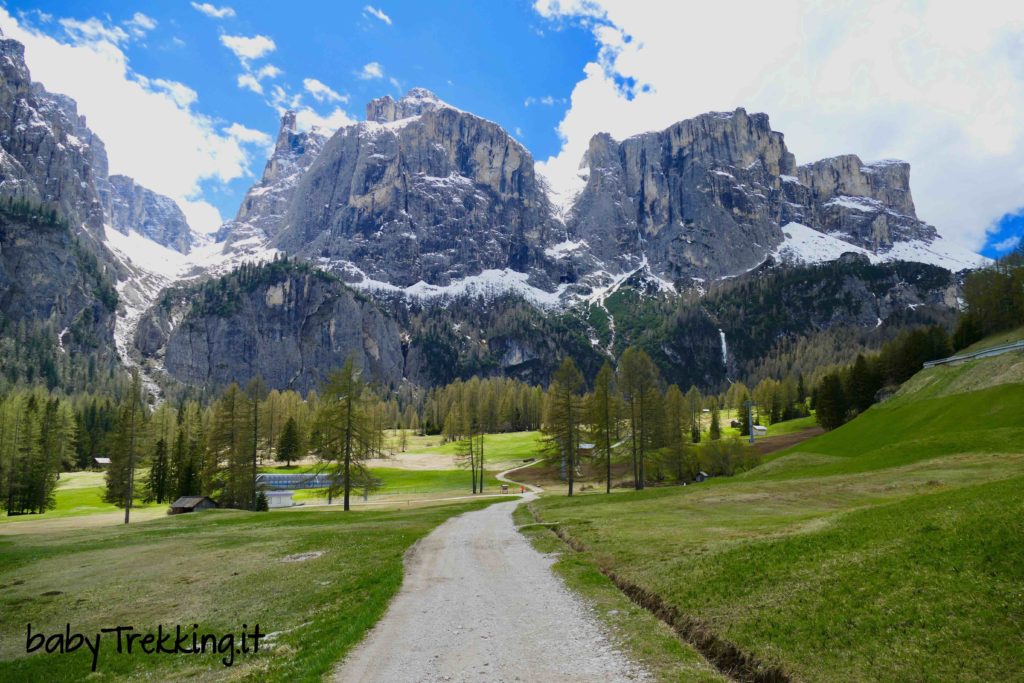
[365,87,454,123]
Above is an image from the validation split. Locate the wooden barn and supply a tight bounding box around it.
[169,496,218,515]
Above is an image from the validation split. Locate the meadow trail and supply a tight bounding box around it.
[332,496,648,683]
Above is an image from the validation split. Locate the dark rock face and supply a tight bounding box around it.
[275,89,560,288]
[137,266,405,393]
[103,175,194,253]
[0,38,105,235]
[0,212,117,354]
[568,108,942,283]
[217,110,327,252]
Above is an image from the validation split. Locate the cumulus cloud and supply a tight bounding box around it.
[363,6,392,25]
[219,34,276,63]
[237,73,263,94]
[533,1,1024,251]
[357,61,384,80]
[225,122,273,147]
[191,3,236,19]
[1,9,266,233]
[294,107,356,132]
[124,12,156,38]
[303,78,346,103]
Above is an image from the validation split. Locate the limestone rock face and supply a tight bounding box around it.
[217,110,328,252]
[275,89,560,288]
[102,175,194,253]
[568,108,946,283]
[0,38,105,235]
[792,156,934,250]
[138,267,405,393]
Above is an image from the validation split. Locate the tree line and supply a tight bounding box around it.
[537,347,767,497]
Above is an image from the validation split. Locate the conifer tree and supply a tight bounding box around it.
[543,357,584,496]
[617,347,661,490]
[588,361,617,493]
[312,358,379,511]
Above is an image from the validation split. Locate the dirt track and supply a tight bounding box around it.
[332,496,647,682]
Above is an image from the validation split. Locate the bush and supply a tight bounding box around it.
[700,438,760,476]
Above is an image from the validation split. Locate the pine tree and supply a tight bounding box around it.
[146,438,170,503]
[815,373,848,431]
[277,416,301,467]
[709,396,722,441]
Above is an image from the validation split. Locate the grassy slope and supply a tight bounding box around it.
[529,350,1024,681]
[0,500,494,682]
[405,430,543,465]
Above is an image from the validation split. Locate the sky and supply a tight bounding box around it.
[1,1,1022,258]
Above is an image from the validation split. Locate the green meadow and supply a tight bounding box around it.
[527,348,1024,681]
[0,500,495,682]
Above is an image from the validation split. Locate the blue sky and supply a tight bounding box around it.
[2,1,1023,258]
[4,1,596,228]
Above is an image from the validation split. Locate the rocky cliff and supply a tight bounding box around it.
[567,108,961,286]
[101,174,194,253]
[0,36,106,236]
[217,110,328,255]
[274,88,562,289]
[135,260,405,392]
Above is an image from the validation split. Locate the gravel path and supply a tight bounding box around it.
[332,496,648,682]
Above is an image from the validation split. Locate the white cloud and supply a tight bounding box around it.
[524,95,563,107]
[257,64,282,79]
[237,73,263,94]
[124,12,156,38]
[294,107,357,133]
[303,78,346,103]
[993,235,1021,252]
[533,1,1024,251]
[357,61,384,80]
[59,17,129,45]
[191,3,236,19]
[388,76,401,91]
[220,34,276,63]
[148,78,198,108]
[363,6,393,25]
[225,122,273,147]
[1,9,262,233]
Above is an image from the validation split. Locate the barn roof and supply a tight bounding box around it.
[170,496,216,509]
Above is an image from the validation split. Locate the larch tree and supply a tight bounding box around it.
[617,347,661,490]
[312,358,379,511]
[588,361,617,494]
[104,371,146,524]
[543,357,584,496]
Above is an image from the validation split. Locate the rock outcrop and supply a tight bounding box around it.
[217,110,328,254]
[0,37,106,236]
[136,262,405,393]
[274,88,561,288]
[102,174,194,253]
[567,108,952,284]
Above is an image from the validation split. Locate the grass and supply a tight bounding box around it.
[527,351,1024,681]
[512,504,727,683]
[290,468,505,503]
[959,325,1024,354]
[0,499,495,682]
[0,472,156,524]
[405,430,543,465]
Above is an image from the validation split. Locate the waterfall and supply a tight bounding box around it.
[719,329,728,366]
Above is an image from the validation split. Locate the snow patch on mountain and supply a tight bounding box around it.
[774,222,989,271]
